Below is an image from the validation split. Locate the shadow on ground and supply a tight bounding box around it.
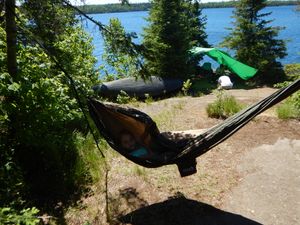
[119,195,262,225]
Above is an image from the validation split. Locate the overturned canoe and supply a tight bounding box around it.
[93,76,184,98]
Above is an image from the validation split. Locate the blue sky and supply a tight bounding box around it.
[72,0,226,5]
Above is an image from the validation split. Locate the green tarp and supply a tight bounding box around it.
[190,47,258,80]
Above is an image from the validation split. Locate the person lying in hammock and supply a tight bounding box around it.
[120,130,150,158]
[119,130,176,162]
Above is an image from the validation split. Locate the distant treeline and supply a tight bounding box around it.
[77,3,150,14]
[77,1,299,14]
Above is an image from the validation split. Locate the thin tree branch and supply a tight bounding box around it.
[62,0,108,32]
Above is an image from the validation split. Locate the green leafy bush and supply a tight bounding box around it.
[116,90,131,104]
[206,91,243,119]
[283,64,300,81]
[0,16,100,203]
[116,90,139,104]
[275,64,300,119]
[0,207,40,225]
[277,100,300,119]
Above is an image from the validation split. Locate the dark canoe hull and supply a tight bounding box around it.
[93,76,184,98]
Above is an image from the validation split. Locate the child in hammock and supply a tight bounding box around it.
[119,130,152,158]
[120,130,174,161]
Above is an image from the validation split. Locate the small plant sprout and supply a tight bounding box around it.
[116,90,131,104]
[182,79,192,96]
[144,93,154,104]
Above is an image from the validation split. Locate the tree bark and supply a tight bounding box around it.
[5,0,17,78]
[4,0,17,150]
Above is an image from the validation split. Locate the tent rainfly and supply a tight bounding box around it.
[190,47,258,80]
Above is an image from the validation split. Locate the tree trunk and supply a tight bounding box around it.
[4,0,17,150]
[5,0,17,78]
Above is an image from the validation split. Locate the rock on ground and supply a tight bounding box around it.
[224,139,300,225]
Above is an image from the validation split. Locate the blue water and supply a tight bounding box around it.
[81,5,300,68]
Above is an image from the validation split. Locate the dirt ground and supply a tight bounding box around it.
[224,138,300,225]
[65,87,300,225]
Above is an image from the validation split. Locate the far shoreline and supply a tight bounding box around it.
[76,1,298,15]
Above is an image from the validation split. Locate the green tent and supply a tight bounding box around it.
[190,47,258,80]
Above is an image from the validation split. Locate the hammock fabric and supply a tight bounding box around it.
[88,79,300,177]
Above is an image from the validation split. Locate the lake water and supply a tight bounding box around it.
[81,5,300,68]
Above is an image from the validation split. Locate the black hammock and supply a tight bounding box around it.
[88,79,300,177]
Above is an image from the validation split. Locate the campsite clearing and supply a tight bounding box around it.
[66,86,300,225]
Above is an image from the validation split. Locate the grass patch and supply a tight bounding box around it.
[153,101,187,130]
[133,165,147,179]
[153,109,177,131]
[274,66,300,120]
[73,132,108,183]
[277,100,300,120]
[144,93,154,104]
[206,91,243,119]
